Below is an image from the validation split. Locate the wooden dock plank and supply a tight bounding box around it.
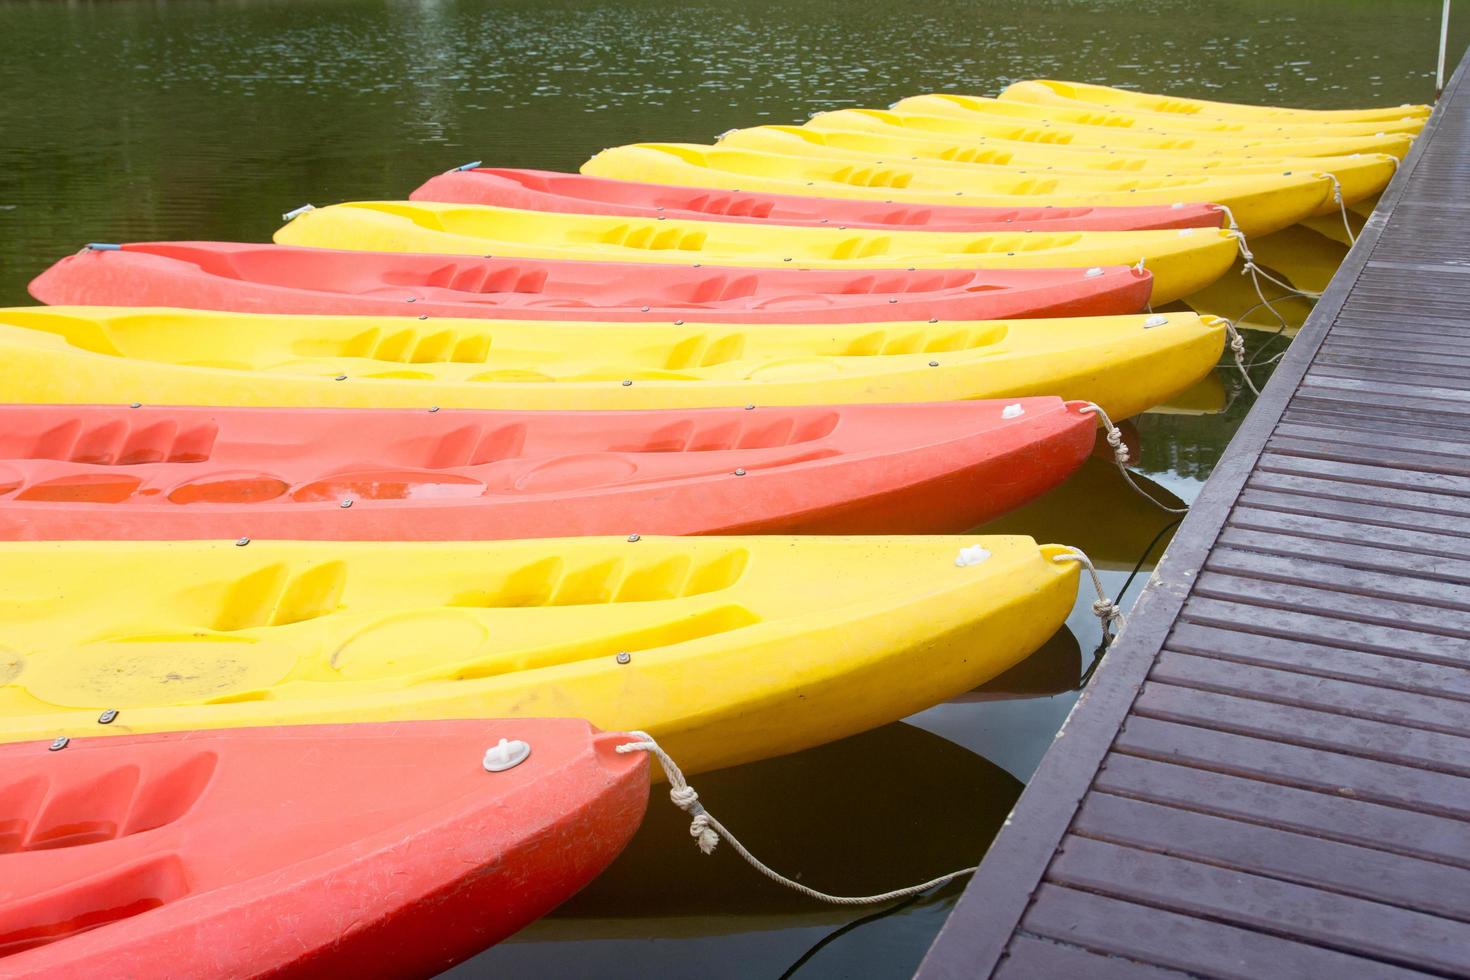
[917,47,1470,980]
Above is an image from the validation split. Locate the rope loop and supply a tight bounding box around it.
[1077,403,1189,516]
[1318,172,1359,246]
[1051,547,1126,641]
[615,731,977,904]
[1218,318,1262,396]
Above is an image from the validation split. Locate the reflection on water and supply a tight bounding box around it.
[1,0,1463,976]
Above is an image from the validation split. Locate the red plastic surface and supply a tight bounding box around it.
[29,241,1153,323]
[0,401,1095,540]
[411,167,1225,232]
[0,720,648,978]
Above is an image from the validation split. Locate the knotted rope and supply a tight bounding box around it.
[616,732,977,905]
[1078,403,1189,515]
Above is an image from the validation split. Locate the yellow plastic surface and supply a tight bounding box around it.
[0,535,1079,774]
[895,93,1425,139]
[0,307,1226,423]
[580,143,1328,240]
[720,125,1396,214]
[273,200,1238,304]
[804,108,1416,161]
[1000,79,1431,125]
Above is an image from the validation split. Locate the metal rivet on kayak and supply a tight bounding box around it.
[627,533,640,542]
[783,257,793,262]
[1006,252,1015,256]
[907,267,915,272]
[129,402,142,409]
[615,652,632,665]
[838,225,847,230]
[734,468,747,476]
[236,537,250,547]
[406,297,416,303]
[622,380,632,386]
[1171,202,1185,209]
[98,709,118,725]
[483,254,494,259]
[49,737,69,752]
[428,406,439,413]
[1144,315,1169,329]
[482,738,531,772]
[888,298,898,303]
[417,314,428,320]
[1002,404,1025,419]
[340,499,353,509]
[657,216,665,221]
[820,218,829,223]
[928,318,939,324]
[692,263,701,268]
[928,361,939,367]
[1283,171,1293,176]
[674,319,685,325]
[1084,267,1105,278]
[744,404,755,410]
[641,305,650,312]
[655,206,664,211]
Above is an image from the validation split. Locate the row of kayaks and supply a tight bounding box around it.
[0,79,1426,977]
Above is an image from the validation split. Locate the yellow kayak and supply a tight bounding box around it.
[0,307,1225,423]
[721,125,1396,211]
[893,93,1425,140]
[274,201,1239,303]
[578,144,1318,243]
[1001,79,1431,126]
[808,107,1417,161]
[0,535,1078,774]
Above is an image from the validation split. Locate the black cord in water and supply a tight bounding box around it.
[775,890,930,980]
[1075,514,1183,689]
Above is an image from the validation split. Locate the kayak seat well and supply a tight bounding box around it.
[0,854,191,957]
[1,752,216,854]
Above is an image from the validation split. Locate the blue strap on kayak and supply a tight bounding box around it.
[85,242,122,251]
[455,161,482,172]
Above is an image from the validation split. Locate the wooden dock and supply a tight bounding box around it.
[917,48,1470,980]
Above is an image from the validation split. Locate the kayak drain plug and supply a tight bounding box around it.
[482,738,531,772]
[616,652,632,665]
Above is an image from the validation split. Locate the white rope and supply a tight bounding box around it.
[1319,173,1358,247]
[1078,403,1189,516]
[1052,547,1125,640]
[1220,318,1263,396]
[615,732,977,905]
[1230,230,1318,339]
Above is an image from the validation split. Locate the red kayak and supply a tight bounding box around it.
[0,400,1094,540]
[411,166,1225,232]
[0,720,648,978]
[30,241,1153,323]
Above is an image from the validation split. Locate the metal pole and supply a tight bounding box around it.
[1437,0,1451,97]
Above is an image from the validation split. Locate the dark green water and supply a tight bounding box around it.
[0,0,1464,977]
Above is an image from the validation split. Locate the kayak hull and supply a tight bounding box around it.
[30,242,1155,323]
[411,166,1225,232]
[0,400,1096,540]
[999,79,1431,125]
[0,307,1228,424]
[0,535,1080,775]
[0,720,647,978]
